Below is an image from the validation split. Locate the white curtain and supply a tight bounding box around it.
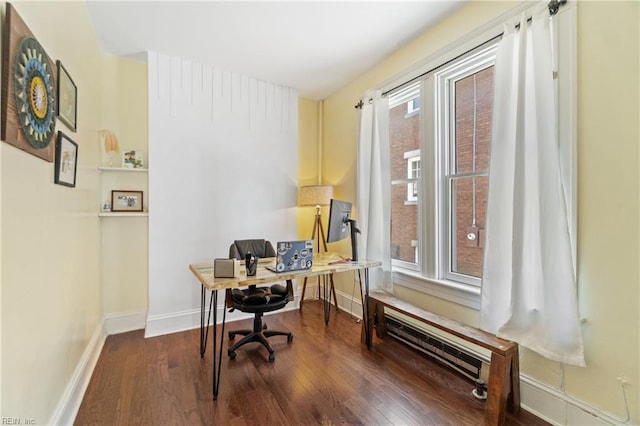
[357,92,392,292]
[480,8,585,367]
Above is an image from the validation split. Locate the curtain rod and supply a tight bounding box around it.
[354,0,568,109]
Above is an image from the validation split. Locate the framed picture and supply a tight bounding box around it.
[1,4,57,161]
[122,150,144,168]
[111,190,144,212]
[56,60,77,132]
[54,131,78,188]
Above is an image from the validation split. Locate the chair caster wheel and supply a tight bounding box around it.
[268,353,275,362]
[287,334,293,343]
[228,332,236,340]
[228,350,236,359]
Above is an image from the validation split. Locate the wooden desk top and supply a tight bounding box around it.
[189,257,381,291]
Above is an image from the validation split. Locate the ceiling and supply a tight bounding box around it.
[87,1,465,100]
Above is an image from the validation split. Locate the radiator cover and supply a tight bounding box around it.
[384,315,489,382]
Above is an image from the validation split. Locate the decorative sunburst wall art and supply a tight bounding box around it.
[1,3,57,162]
[14,37,57,148]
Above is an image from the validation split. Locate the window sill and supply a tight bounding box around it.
[392,268,481,310]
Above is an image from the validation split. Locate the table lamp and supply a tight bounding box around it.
[299,184,337,312]
[299,185,334,253]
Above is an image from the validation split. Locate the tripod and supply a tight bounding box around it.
[300,206,338,320]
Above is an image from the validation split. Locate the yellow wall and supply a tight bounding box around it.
[100,55,148,317]
[321,0,639,421]
[297,98,320,240]
[571,0,639,417]
[1,2,101,422]
[1,1,147,422]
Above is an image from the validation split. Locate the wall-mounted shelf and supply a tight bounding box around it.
[99,166,149,217]
[99,212,149,217]
[99,167,148,173]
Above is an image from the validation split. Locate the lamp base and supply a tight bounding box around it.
[300,210,338,313]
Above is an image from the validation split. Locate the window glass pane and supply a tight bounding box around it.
[390,84,421,266]
[454,66,493,174]
[390,94,421,181]
[408,97,421,114]
[391,183,418,263]
[449,175,488,278]
[447,65,493,282]
[407,157,420,201]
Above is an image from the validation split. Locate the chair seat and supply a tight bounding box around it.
[231,284,289,314]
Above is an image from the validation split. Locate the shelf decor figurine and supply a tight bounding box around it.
[98,129,120,167]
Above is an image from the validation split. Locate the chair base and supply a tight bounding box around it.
[227,313,293,362]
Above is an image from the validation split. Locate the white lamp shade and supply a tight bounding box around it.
[299,185,334,206]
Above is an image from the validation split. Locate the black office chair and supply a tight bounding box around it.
[226,239,293,362]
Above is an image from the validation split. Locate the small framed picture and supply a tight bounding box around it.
[122,150,144,168]
[111,190,144,212]
[56,60,77,132]
[54,131,78,188]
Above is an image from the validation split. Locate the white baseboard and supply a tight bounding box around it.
[302,282,365,319]
[144,291,304,338]
[104,311,147,335]
[48,325,106,426]
[334,287,364,319]
[521,376,625,426]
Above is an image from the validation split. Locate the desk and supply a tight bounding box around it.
[189,258,381,399]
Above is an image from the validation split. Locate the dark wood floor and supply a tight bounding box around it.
[75,301,548,425]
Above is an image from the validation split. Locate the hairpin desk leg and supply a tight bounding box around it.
[322,274,331,325]
[329,274,339,311]
[211,290,227,400]
[200,286,214,358]
[358,268,372,349]
[366,268,372,349]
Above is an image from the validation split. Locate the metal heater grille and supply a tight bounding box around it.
[384,315,485,381]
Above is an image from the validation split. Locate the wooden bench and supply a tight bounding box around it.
[365,291,520,426]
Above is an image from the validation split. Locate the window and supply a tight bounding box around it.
[384,3,576,308]
[407,97,421,114]
[438,45,496,286]
[406,152,420,203]
[389,40,498,289]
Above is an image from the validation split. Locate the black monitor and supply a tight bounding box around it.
[326,199,351,243]
[326,199,360,261]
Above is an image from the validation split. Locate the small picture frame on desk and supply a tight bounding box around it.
[111,190,143,212]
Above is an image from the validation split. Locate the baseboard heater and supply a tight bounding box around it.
[384,314,490,383]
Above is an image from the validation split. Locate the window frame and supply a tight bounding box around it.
[384,2,577,309]
[436,42,498,287]
[389,40,498,290]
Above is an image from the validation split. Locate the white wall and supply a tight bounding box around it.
[146,53,298,336]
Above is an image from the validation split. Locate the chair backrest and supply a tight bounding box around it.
[229,239,276,260]
[225,239,292,309]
